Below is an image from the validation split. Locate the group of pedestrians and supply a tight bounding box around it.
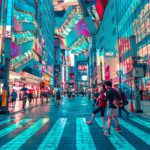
[87,80,129,136]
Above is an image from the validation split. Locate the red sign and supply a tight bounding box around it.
[78,65,87,71]
[105,65,110,80]
[66,56,71,66]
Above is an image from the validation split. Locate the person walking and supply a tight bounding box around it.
[56,89,61,104]
[20,84,28,109]
[28,91,33,104]
[104,81,121,136]
[86,84,107,129]
[11,89,17,106]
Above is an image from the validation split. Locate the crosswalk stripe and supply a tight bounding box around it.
[95,118,136,150]
[38,118,67,150]
[0,118,30,137]
[119,119,150,145]
[76,118,96,150]
[129,117,150,129]
[0,119,12,126]
[0,118,49,149]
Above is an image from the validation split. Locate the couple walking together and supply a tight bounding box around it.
[87,81,128,136]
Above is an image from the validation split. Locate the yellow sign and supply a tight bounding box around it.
[2,90,7,107]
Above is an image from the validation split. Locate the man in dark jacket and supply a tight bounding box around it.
[104,81,121,136]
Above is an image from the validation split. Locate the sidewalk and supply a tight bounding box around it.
[0,97,51,117]
[127,100,150,118]
[140,100,150,117]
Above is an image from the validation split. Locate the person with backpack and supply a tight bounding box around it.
[118,89,129,117]
[86,84,107,129]
[104,81,122,136]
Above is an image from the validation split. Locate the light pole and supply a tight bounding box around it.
[1,0,13,114]
[130,36,145,113]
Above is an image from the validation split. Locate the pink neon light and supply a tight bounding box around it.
[11,42,22,58]
[13,17,22,32]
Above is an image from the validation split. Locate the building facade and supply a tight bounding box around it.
[96,0,150,99]
[0,0,55,95]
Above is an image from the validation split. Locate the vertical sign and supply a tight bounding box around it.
[2,90,7,106]
[105,65,110,80]
[5,0,13,38]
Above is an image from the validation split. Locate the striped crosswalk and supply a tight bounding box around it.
[38,118,67,150]
[129,117,150,129]
[0,116,149,149]
[0,118,30,137]
[0,118,49,149]
[95,118,136,150]
[119,118,150,145]
[0,119,13,126]
[76,118,96,150]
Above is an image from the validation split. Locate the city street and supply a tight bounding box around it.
[0,96,150,150]
[0,0,150,149]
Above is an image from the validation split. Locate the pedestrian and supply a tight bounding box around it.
[86,84,107,129]
[20,84,28,109]
[104,81,121,136]
[11,89,17,106]
[118,89,129,117]
[28,91,33,104]
[56,89,61,104]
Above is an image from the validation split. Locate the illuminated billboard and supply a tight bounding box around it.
[78,65,88,71]
[77,61,88,81]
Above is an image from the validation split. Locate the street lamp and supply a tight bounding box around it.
[130,36,147,113]
[1,0,13,114]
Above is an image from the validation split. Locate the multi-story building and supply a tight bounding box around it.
[117,0,150,99]
[96,0,150,99]
[39,0,55,89]
[0,0,55,95]
[96,0,119,85]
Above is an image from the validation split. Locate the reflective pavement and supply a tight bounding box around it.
[0,96,150,150]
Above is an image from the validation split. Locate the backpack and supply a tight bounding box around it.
[121,92,128,105]
[112,89,123,108]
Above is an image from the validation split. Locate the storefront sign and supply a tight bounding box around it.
[34,39,42,56]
